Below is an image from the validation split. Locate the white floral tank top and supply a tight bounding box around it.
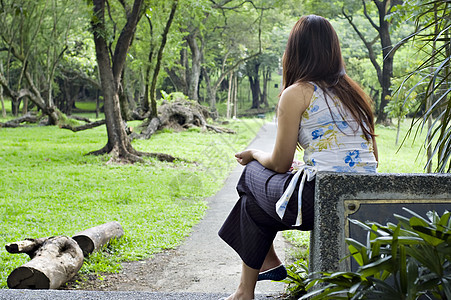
[299,84,377,172]
[275,84,377,226]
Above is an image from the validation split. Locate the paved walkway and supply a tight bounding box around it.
[0,122,288,300]
[144,121,286,295]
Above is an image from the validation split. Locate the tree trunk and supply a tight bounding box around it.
[202,67,217,114]
[60,119,106,132]
[139,116,162,139]
[233,73,238,118]
[90,0,144,162]
[186,32,202,101]
[141,14,154,114]
[72,221,124,256]
[96,90,100,118]
[119,68,132,121]
[11,98,19,116]
[6,236,83,289]
[227,73,233,118]
[249,76,260,109]
[21,97,28,115]
[0,85,5,118]
[377,11,393,125]
[1,112,38,127]
[261,67,270,107]
[142,64,151,114]
[248,61,261,109]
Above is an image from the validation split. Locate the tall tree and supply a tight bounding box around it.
[90,0,145,161]
[148,0,178,118]
[138,0,179,117]
[246,57,262,109]
[342,0,403,125]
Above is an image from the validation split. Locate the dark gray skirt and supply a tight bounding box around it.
[218,160,315,270]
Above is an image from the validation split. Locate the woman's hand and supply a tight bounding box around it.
[235,149,255,166]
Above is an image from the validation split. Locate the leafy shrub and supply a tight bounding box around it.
[281,259,310,299]
[160,90,190,102]
[295,209,450,300]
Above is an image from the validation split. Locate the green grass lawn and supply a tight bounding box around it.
[0,117,264,288]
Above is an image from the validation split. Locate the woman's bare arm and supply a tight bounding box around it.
[235,83,313,173]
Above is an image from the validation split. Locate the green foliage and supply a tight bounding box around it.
[283,230,310,262]
[160,90,189,102]
[384,93,418,124]
[384,78,420,145]
[281,260,310,299]
[300,209,451,299]
[391,0,451,172]
[0,118,263,288]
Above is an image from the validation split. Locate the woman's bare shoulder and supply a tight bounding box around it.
[280,82,315,107]
[281,82,314,97]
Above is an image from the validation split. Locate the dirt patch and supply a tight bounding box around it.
[64,250,178,291]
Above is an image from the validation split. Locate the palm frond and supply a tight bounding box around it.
[394,0,451,172]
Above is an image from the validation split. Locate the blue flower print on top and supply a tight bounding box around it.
[312,128,324,140]
[310,105,319,113]
[337,121,349,131]
[344,150,361,167]
[361,142,368,149]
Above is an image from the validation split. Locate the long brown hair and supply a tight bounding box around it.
[282,15,375,140]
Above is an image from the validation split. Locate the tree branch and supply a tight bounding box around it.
[363,0,380,32]
[112,0,144,84]
[105,0,117,59]
[60,119,106,132]
[342,7,382,85]
[117,0,131,16]
[0,72,17,100]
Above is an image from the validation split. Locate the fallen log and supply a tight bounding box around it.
[60,119,106,132]
[68,115,92,123]
[206,124,236,134]
[72,221,124,256]
[6,236,83,289]
[5,237,48,256]
[0,113,38,128]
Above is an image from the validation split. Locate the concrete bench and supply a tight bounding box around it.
[309,172,451,273]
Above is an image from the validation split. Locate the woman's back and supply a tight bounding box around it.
[298,84,377,173]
